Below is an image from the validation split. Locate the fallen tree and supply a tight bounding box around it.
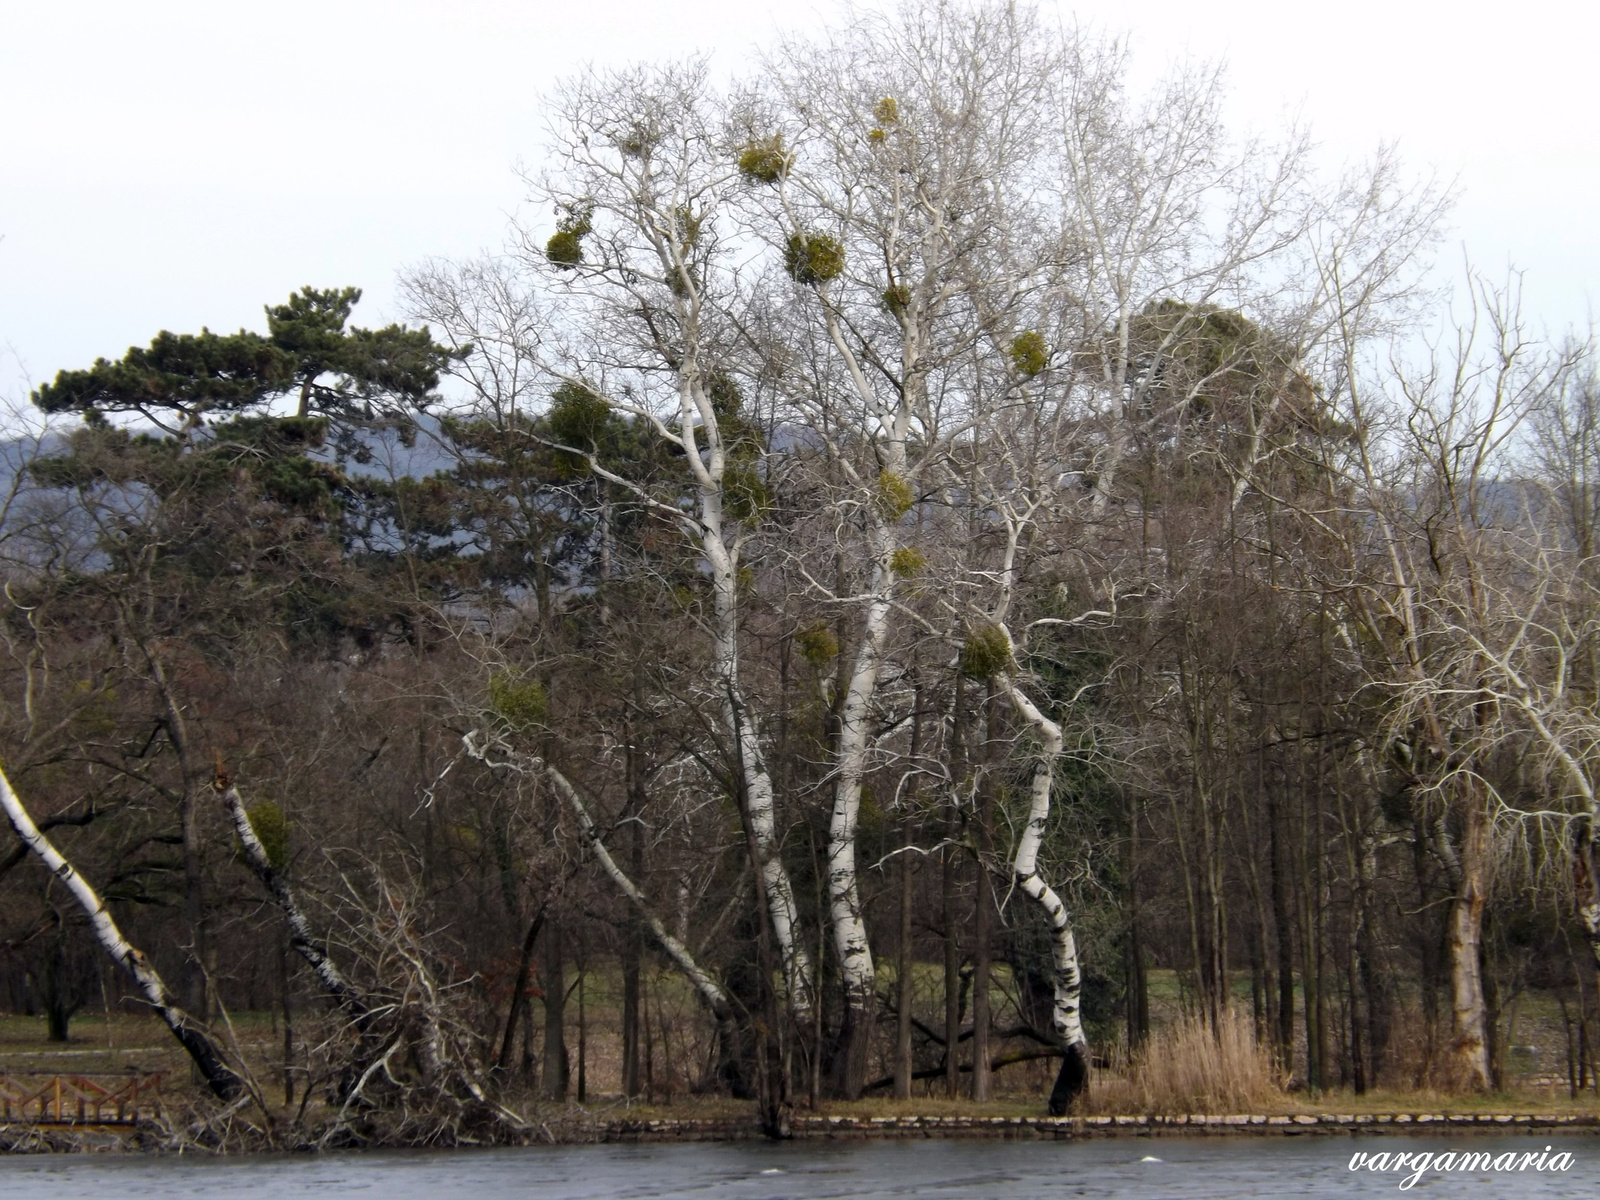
[0,759,244,1101]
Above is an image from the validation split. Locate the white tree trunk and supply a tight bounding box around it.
[473,738,732,1019]
[0,761,243,1100]
[216,778,359,1012]
[827,532,892,1094]
[1004,677,1091,1113]
[704,522,815,1023]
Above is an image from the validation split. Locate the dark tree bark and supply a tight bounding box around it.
[894,838,915,1100]
[970,683,999,1102]
[942,845,961,1100]
[1270,786,1296,1074]
[541,908,568,1101]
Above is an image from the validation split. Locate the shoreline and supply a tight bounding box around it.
[607,1111,1600,1142]
[4,1110,1599,1153]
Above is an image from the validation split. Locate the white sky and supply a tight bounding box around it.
[2,0,1595,400]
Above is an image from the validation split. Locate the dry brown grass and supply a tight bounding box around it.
[1084,1008,1286,1115]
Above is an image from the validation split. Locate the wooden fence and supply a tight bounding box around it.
[0,1074,162,1125]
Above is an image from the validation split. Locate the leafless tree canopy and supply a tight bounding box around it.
[3,0,1597,1143]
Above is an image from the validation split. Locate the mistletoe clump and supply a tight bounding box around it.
[796,621,840,667]
[737,136,792,184]
[784,231,845,285]
[890,547,926,576]
[1010,329,1049,376]
[545,204,594,269]
[960,624,1014,679]
[876,470,915,520]
[488,671,549,732]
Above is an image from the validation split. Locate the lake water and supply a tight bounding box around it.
[0,1135,1594,1198]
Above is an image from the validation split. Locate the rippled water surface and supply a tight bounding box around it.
[1,1135,1595,1198]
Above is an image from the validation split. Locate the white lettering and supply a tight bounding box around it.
[1338,1142,1576,1188]
[1399,1152,1433,1190]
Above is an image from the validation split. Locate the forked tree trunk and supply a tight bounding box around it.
[497,906,547,1073]
[1003,679,1090,1114]
[134,651,213,1022]
[0,763,243,1101]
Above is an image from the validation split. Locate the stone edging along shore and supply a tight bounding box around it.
[4,1110,1597,1152]
[602,1112,1600,1142]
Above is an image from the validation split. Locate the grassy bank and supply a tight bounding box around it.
[4,1006,1598,1130]
[3,957,1597,1144]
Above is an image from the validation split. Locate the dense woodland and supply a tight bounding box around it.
[2,0,1598,1143]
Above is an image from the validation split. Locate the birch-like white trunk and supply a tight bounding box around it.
[0,761,243,1100]
[703,515,815,1024]
[1003,678,1091,1113]
[216,778,359,1012]
[534,746,769,1093]
[469,736,732,1021]
[827,529,892,1095]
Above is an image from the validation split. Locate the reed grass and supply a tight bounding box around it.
[1084,1007,1286,1115]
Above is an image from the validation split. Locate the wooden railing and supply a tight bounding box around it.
[0,1074,162,1125]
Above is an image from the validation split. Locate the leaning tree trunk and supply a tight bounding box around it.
[1,761,243,1101]
[489,742,747,1090]
[215,772,360,1013]
[1004,678,1090,1114]
[497,905,548,1073]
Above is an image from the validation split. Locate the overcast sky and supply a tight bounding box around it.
[2,0,1594,401]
